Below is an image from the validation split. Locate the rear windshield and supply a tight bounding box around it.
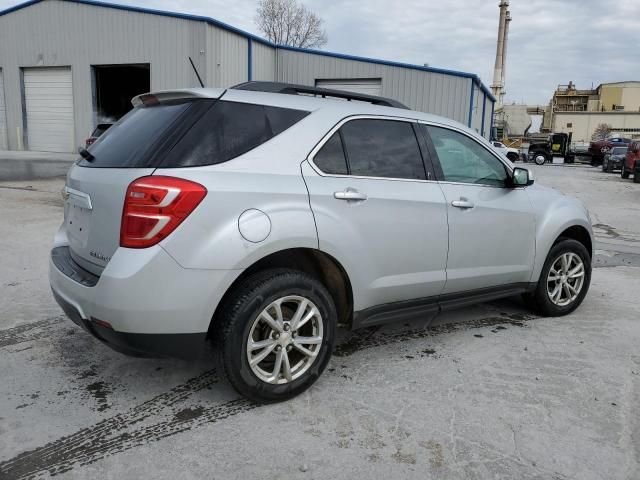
[79,99,309,168]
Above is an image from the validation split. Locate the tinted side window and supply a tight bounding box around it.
[314,132,348,174]
[426,126,508,187]
[160,101,309,168]
[340,119,426,180]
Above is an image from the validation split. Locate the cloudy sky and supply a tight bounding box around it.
[1,0,639,104]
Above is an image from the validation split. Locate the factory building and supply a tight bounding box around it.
[0,0,495,153]
[542,81,640,141]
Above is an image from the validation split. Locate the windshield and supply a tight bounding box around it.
[612,147,628,155]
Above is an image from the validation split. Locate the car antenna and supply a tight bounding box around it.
[188,56,205,88]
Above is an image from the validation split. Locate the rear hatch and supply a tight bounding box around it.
[64,91,223,275]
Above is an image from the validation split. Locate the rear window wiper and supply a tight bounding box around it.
[78,147,94,162]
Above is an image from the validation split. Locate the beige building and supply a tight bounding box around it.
[549,112,640,143]
[542,81,640,140]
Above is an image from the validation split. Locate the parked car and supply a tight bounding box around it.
[601,146,628,173]
[621,140,640,183]
[492,141,520,162]
[50,82,593,402]
[588,137,631,165]
[85,123,112,147]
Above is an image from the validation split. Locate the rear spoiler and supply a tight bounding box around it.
[131,88,226,107]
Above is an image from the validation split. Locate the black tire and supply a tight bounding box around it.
[507,152,518,162]
[622,167,630,179]
[213,268,336,403]
[533,152,547,165]
[606,161,614,173]
[601,159,607,172]
[528,238,591,317]
[634,172,640,184]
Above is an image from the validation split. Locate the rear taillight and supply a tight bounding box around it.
[85,137,96,146]
[120,176,207,248]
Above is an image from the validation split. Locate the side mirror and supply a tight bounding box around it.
[512,167,534,187]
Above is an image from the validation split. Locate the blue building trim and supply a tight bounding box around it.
[480,92,487,137]
[468,81,475,128]
[0,0,496,103]
[247,38,253,81]
[490,101,496,140]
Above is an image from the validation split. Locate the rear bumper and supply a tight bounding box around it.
[52,289,206,359]
[49,243,241,359]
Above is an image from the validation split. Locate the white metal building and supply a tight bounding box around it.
[0,0,496,153]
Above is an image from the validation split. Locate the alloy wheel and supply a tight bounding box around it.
[246,296,324,384]
[546,252,585,307]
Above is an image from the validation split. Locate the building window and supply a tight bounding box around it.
[567,123,573,128]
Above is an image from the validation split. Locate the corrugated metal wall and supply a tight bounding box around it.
[252,41,276,81]
[0,0,245,150]
[276,49,472,125]
[0,0,493,151]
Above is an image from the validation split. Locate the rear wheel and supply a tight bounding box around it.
[528,239,591,317]
[213,269,336,403]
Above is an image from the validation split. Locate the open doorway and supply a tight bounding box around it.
[91,64,150,125]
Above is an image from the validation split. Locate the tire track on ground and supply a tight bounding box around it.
[0,316,64,348]
[0,311,535,478]
[334,313,533,357]
[0,369,226,479]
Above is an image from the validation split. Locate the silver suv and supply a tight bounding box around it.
[50,82,593,402]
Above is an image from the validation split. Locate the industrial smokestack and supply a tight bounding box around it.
[501,9,511,96]
[491,1,510,108]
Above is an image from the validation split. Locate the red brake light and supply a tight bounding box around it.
[120,176,207,248]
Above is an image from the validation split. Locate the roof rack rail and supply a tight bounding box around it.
[231,81,409,110]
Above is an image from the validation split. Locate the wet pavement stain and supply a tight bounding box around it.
[173,406,205,422]
[86,381,112,412]
[334,314,533,357]
[0,370,259,480]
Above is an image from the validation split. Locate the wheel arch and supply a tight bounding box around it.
[555,225,593,258]
[207,248,354,338]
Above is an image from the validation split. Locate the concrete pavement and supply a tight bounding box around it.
[0,162,638,479]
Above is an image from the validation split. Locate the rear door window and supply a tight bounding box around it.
[339,119,426,180]
[313,132,348,175]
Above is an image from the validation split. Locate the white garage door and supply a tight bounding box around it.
[0,69,7,150]
[315,78,382,97]
[23,67,74,152]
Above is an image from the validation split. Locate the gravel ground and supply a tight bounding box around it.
[0,162,639,480]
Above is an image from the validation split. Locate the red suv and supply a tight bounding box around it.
[621,140,640,183]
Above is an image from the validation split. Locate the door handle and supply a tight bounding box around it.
[451,199,474,209]
[334,188,368,201]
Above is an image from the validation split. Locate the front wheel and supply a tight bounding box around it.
[507,152,519,162]
[534,153,547,165]
[213,269,336,403]
[528,239,591,316]
[622,167,630,179]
